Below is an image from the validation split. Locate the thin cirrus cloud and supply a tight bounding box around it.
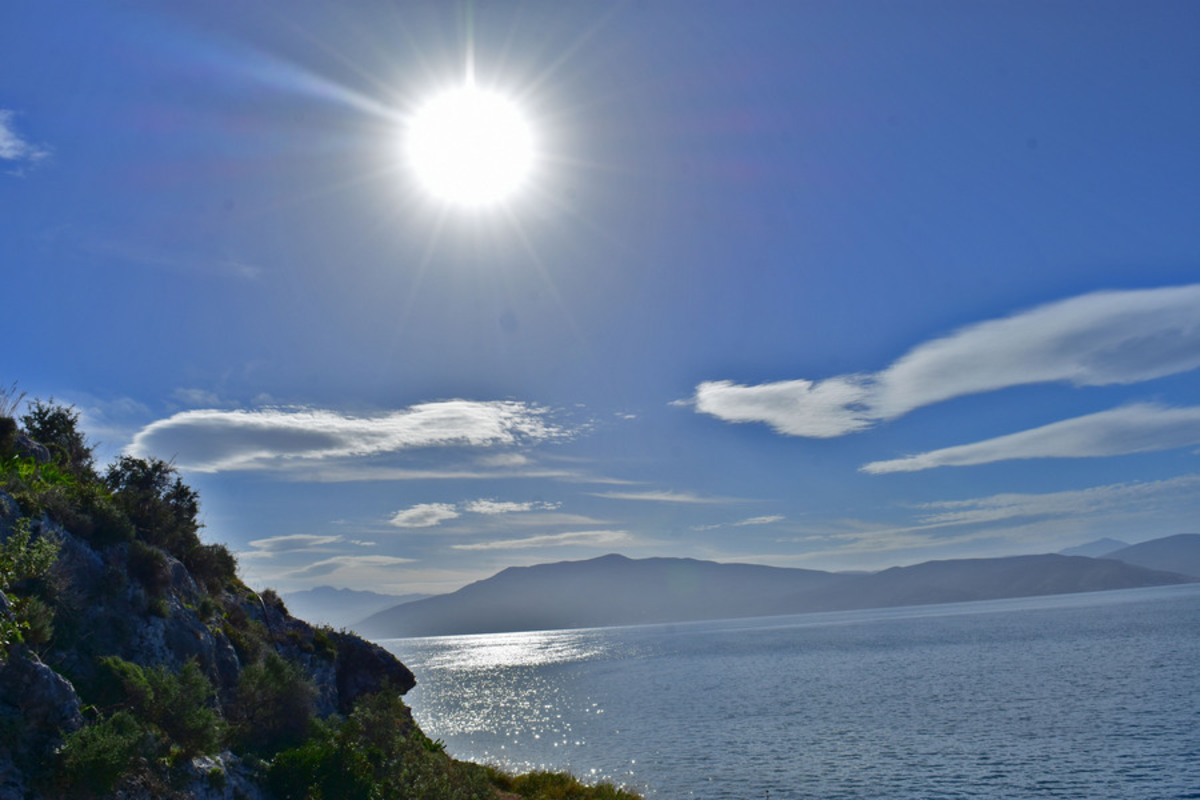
[452,530,634,551]
[692,284,1200,438]
[909,473,1200,529]
[388,498,563,528]
[244,534,343,554]
[589,490,733,504]
[862,403,1200,473]
[733,515,785,526]
[288,555,417,579]
[128,400,564,472]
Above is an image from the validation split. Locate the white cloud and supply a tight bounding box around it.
[128,400,564,472]
[863,403,1200,473]
[0,110,50,172]
[388,503,460,528]
[461,499,560,515]
[452,530,633,551]
[694,377,872,438]
[589,490,733,504]
[246,534,343,553]
[288,555,417,579]
[733,515,785,526]
[694,284,1200,437]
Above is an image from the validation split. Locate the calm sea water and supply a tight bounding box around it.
[380,584,1200,799]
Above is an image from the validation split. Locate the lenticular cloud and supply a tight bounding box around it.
[128,400,562,472]
[692,284,1200,437]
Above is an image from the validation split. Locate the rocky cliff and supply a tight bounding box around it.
[0,482,414,799]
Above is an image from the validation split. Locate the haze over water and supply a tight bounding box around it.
[383,584,1200,799]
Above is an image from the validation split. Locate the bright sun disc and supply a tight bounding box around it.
[405,86,534,208]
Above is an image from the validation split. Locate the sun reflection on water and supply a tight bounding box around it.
[380,629,623,777]
[397,629,608,671]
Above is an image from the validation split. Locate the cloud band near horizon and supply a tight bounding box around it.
[862,403,1200,473]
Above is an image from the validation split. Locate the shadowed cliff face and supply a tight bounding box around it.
[0,485,415,799]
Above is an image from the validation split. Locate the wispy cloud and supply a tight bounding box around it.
[245,534,343,554]
[694,514,786,532]
[733,515,785,526]
[783,474,1200,562]
[590,490,734,504]
[693,284,1200,438]
[863,403,1200,473]
[129,401,565,472]
[387,498,563,529]
[280,465,576,483]
[0,110,50,174]
[452,530,633,551]
[287,555,417,579]
[461,499,561,515]
[388,503,460,528]
[909,473,1200,529]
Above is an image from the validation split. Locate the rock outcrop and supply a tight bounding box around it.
[0,486,419,798]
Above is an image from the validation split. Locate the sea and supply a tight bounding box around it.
[379,584,1200,799]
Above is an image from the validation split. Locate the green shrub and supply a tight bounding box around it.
[182,543,238,594]
[312,625,339,661]
[97,657,224,759]
[0,455,77,517]
[232,651,316,756]
[486,770,643,800]
[0,518,60,654]
[55,710,146,797]
[270,690,495,800]
[127,540,171,598]
[261,587,287,613]
[222,615,267,664]
[71,483,135,547]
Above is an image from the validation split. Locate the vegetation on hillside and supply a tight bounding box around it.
[0,389,641,800]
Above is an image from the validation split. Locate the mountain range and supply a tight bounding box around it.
[281,586,429,630]
[356,534,1200,638]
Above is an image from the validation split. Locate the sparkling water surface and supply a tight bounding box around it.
[380,584,1200,799]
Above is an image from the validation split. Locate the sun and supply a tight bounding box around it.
[405,85,535,208]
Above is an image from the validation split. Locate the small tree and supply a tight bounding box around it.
[21,399,95,479]
[105,457,200,557]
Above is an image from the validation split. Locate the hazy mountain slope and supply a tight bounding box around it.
[357,550,1195,638]
[803,554,1191,611]
[282,586,429,630]
[1058,538,1130,557]
[1106,534,1200,579]
[357,553,848,637]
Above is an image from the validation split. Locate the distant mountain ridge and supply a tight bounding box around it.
[282,585,429,630]
[1105,534,1200,579]
[1058,538,1129,558]
[357,538,1198,638]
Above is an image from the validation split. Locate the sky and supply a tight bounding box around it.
[3,1,1200,596]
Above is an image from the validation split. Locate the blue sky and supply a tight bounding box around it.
[4,1,1200,595]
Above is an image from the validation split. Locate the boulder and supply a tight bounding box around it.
[333,631,416,714]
